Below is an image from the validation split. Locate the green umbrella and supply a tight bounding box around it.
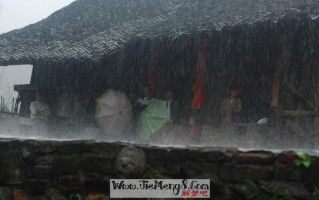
[136,99,169,140]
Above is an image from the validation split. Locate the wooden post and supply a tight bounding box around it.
[11,98,14,113]
[147,44,159,97]
[1,96,3,111]
[271,42,283,127]
[314,91,319,133]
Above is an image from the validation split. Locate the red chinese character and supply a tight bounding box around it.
[181,190,190,197]
[199,190,209,197]
[191,190,199,197]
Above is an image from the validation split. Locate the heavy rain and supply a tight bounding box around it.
[0,0,319,199]
[1,0,318,150]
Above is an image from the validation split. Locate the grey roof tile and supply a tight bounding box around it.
[0,0,318,65]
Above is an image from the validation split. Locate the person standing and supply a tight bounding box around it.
[135,86,153,110]
[71,89,96,129]
[134,86,153,119]
[221,87,242,125]
[30,91,50,134]
[165,88,179,124]
[57,83,76,134]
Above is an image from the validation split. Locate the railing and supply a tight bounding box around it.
[0,96,19,117]
[281,110,319,117]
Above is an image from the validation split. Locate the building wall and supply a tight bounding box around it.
[24,17,319,126]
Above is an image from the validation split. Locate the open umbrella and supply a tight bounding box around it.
[136,99,169,140]
[95,89,133,135]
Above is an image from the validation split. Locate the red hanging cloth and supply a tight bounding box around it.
[192,39,208,109]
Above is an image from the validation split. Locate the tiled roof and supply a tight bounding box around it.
[0,0,318,65]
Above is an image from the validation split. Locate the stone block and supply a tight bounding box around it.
[187,148,236,162]
[32,165,53,180]
[165,148,190,162]
[237,151,275,164]
[24,179,51,195]
[86,172,105,182]
[36,155,53,165]
[58,174,84,187]
[143,146,171,161]
[148,161,181,176]
[115,146,146,177]
[180,161,219,178]
[54,142,89,155]
[52,155,82,174]
[274,162,304,182]
[85,173,109,191]
[91,142,126,155]
[260,180,313,200]
[276,151,298,166]
[220,164,273,182]
[22,148,36,164]
[82,155,114,174]
[32,144,56,154]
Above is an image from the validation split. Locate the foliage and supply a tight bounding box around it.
[0,158,18,181]
[143,167,162,200]
[59,196,68,200]
[143,166,161,179]
[69,194,82,200]
[244,180,284,200]
[293,151,314,200]
[0,104,10,112]
[99,195,110,200]
[0,159,17,171]
[294,152,312,168]
[313,186,319,200]
[62,193,110,200]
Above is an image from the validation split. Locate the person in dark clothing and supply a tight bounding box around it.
[133,86,153,121]
[221,87,242,124]
[135,86,153,112]
[165,88,180,124]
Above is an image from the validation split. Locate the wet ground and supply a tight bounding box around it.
[200,124,319,151]
[1,116,318,152]
[147,122,319,152]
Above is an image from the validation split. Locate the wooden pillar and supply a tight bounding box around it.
[271,42,283,127]
[314,91,319,133]
[146,45,159,97]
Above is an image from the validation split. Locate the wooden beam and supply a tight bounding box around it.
[281,110,317,117]
[286,86,315,110]
[14,84,57,92]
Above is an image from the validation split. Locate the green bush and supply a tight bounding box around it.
[294,152,312,168]
[244,180,284,200]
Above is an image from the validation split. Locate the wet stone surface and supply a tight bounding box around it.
[0,139,317,199]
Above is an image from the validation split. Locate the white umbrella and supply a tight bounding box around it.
[95,89,133,135]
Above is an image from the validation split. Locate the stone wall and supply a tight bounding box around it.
[0,139,318,199]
